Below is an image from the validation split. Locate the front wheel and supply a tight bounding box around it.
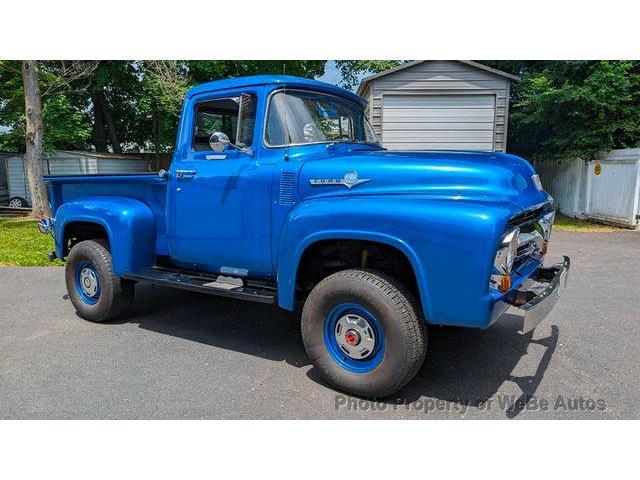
[65,240,134,322]
[301,269,427,398]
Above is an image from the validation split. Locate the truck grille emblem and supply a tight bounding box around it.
[309,171,371,190]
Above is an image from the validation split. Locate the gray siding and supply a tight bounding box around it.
[0,153,10,204]
[6,151,149,206]
[96,158,149,174]
[6,156,30,203]
[366,61,511,152]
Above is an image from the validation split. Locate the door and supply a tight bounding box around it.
[382,94,496,151]
[167,92,275,278]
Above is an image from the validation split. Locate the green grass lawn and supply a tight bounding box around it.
[554,213,624,232]
[0,217,63,266]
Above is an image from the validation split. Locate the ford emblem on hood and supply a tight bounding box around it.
[309,171,371,190]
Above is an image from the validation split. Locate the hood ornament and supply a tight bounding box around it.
[309,171,371,190]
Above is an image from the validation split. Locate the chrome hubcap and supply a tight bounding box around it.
[334,313,376,359]
[79,267,99,297]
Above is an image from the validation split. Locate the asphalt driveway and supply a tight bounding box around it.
[1,230,639,419]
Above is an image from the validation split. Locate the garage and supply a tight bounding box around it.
[381,93,497,151]
[358,60,520,152]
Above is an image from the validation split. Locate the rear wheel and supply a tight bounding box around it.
[65,240,134,322]
[301,269,427,398]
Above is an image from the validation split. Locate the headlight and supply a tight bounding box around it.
[532,174,543,191]
[491,227,520,292]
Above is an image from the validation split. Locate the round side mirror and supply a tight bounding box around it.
[209,132,230,153]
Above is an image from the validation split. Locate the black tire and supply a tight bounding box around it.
[65,240,135,322]
[301,269,427,399]
[8,196,28,208]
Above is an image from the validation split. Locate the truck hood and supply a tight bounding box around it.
[296,146,550,211]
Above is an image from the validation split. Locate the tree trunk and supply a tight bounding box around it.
[21,61,51,219]
[152,111,160,171]
[95,90,122,153]
[91,93,108,152]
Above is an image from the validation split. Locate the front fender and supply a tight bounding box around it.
[54,196,156,276]
[277,195,516,328]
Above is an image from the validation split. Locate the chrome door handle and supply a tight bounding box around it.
[176,169,196,178]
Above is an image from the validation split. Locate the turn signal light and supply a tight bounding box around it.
[541,241,548,255]
[498,274,511,292]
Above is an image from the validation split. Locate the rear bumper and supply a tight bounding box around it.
[505,256,570,333]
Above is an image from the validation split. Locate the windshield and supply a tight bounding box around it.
[265,90,379,147]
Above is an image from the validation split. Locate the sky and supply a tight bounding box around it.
[317,61,367,91]
[318,60,341,85]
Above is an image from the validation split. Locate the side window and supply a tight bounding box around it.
[192,94,257,151]
[193,97,239,151]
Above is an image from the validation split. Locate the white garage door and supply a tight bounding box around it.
[382,94,496,151]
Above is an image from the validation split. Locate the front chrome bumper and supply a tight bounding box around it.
[506,256,570,333]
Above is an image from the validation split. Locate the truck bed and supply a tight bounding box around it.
[44,173,168,253]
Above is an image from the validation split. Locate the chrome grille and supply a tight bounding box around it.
[515,231,543,262]
[507,205,545,228]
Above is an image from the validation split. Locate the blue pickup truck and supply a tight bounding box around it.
[41,75,569,398]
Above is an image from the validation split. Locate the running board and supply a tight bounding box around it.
[123,267,277,304]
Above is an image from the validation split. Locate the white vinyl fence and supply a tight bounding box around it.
[535,148,640,228]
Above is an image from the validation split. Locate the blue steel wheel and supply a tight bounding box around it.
[65,240,134,323]
[75,261,101,305]
[323,303,385,373]
[301,269,427,399]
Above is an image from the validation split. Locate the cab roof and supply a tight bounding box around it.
[185,75,366,105]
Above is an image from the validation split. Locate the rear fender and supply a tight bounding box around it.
[54,196,155,276]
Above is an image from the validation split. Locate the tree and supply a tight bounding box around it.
[137,60,326,155]
[2,60,327,184]
[1,61,327,158]
[87,61,144,153]
[0,61,97,217]
[335,60,404,90]
[137,61,190,169]
[0,61,95,153]
[21,61,50,218]
[483,61,640,161]
[186,60,325,84]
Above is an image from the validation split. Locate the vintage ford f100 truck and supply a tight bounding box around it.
[41,75,569,398]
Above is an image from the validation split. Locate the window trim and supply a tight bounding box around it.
[235,92,258,148]
[190,94,257,153]
[262,88,379,149]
